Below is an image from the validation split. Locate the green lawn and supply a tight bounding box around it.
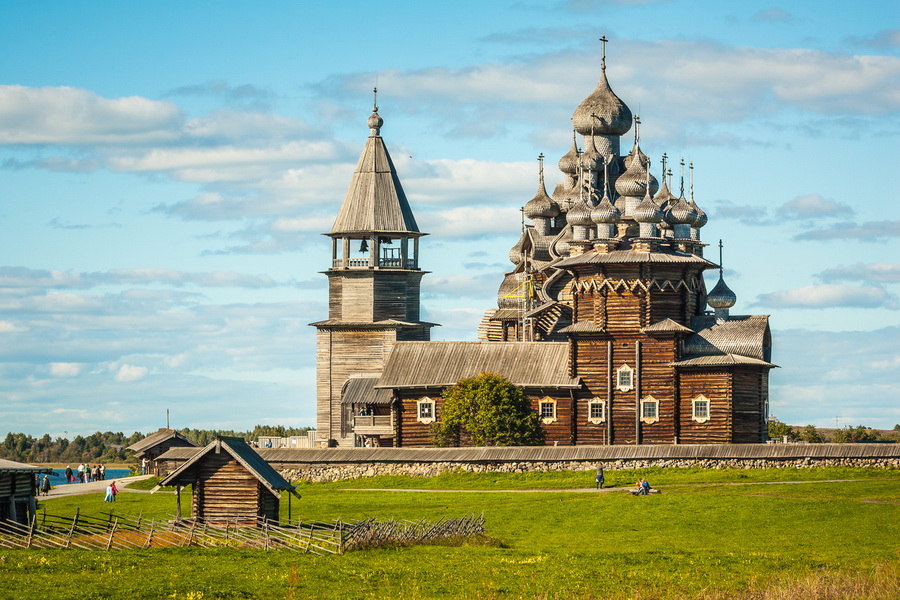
[2,467,898,599]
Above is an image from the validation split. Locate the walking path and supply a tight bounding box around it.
[41,474,154,498]
[342,478,884,494]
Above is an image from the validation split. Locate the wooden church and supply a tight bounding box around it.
[312,41,775,448]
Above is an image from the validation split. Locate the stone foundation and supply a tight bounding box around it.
[279,457,900,483]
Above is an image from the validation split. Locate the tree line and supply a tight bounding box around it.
[768,421,900,443]
[0,425,313,464]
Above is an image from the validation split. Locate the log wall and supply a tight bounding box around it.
[192,453,276,526]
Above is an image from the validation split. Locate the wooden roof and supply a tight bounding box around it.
[672,354,777,368]
[642,318,694,334]
[126,428,197,454]
[686,315,771,362]
[341,376,394,405]
[158,443,900,464]
[0,459,52,474]
[555,249,716,268]
[558,320,605,333]
[329,132,420,236]
[376,341,580,389]
[159,437,296,496]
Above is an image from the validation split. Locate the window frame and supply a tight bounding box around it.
[616,364,634,392]
[416,397,436,424]
[640,396,659,425]
[691,395,710,423]
[587,398,606,424]
[539,397,558,424]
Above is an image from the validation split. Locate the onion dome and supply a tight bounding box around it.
[572,40,632,136]
[634,194,663,224]
[524,154,560,219]
[615,151,658,198]
[688,162,707,228]
[691,199,708,228]
[665,193,697,225]
[549,226,572,258]
[367,87,383,134]
[558,130,580,175]
[707,273,737,309]
[567,198,594,227]
[591,193,621,224]
[582,135,604,172]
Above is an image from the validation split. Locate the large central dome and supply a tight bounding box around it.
[572,68,632,137]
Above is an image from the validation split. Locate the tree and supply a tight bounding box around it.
[797,424,825,443]
[430,372,544,447]
[767,419,798,442]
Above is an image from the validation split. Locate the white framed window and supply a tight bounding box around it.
[616,364,634,392]
[640,396,659,424]
[417,397,436,424]
[539,397,558,424]
[692,395,710,423]
[587,398,605,424]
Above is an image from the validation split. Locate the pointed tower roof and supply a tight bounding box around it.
[329,90,421,236]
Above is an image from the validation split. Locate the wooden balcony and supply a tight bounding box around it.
[352,415,394,435]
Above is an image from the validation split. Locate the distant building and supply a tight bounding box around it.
[312,41,775,448]
[159,437,297,526]
[126,428,198,475]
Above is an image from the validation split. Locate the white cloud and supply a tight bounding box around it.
[777,194,853,220]
[755,284,899,310]
[818,263,900,284]
[49,363,83,377]
[114,364,149,382]
[795,220,900,241]
[0,85,183,145]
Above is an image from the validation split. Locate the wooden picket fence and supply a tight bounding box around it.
[0,510,485,555]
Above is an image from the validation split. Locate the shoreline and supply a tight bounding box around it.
[31,462,134,470]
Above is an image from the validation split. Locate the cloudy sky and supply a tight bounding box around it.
[1,0,898,437]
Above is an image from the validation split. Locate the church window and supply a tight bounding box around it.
[539,398,558,424]
[587,398,605,424]
[692,396,710,423]
[616,364,634,392]
[417,398,436,424]
[640,396,659,424]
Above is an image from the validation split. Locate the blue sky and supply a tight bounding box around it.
[1,0,898,437]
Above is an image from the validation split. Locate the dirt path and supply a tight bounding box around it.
[41,474,154,499]
[342,478,887,494]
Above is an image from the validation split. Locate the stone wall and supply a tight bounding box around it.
[279,456,900,483]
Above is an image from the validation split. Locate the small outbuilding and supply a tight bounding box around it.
[159,437,298,527]
[126,428,198,476]
[0,459,52,530]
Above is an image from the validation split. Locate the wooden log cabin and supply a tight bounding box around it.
[159,437,297,526]
[313,41,775,448]
[126,428,198,476]
[0,459,51,531]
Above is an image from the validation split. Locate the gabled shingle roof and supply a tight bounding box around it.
[555,249,716,268]
[642,318,694,334]
[126,428,197,454]
[686,315,772,362]
[559,320,606,333]
[341,376,394,405]
[672,354,777,368]
[159,437,296,496]
[0,459,52,474]
[376,341,580,389]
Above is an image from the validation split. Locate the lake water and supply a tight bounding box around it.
[45,468,133,485]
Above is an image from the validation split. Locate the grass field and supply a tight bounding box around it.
[2,466,898,599]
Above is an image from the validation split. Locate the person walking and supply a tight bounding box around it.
[41,474,51,496]
[64,465,73,483]
[595,466,605,489]
[110,480,118,501]
[104,483,114,502]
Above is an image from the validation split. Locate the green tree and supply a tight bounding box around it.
[430,372,544,447]
[767,419,798,441]
[833,425,881,443]
[797,424,825,443]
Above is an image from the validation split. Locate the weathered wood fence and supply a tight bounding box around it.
[0,510,485,555]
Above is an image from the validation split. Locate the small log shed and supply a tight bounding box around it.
[0,459,52,530]
[159,436,299,526]
[126,428,198,476]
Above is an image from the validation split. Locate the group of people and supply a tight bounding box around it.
[594,467,656,495]
[63,463,107,483]
[104,481,119,502]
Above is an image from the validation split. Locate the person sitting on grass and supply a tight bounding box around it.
[633,479,652,496]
